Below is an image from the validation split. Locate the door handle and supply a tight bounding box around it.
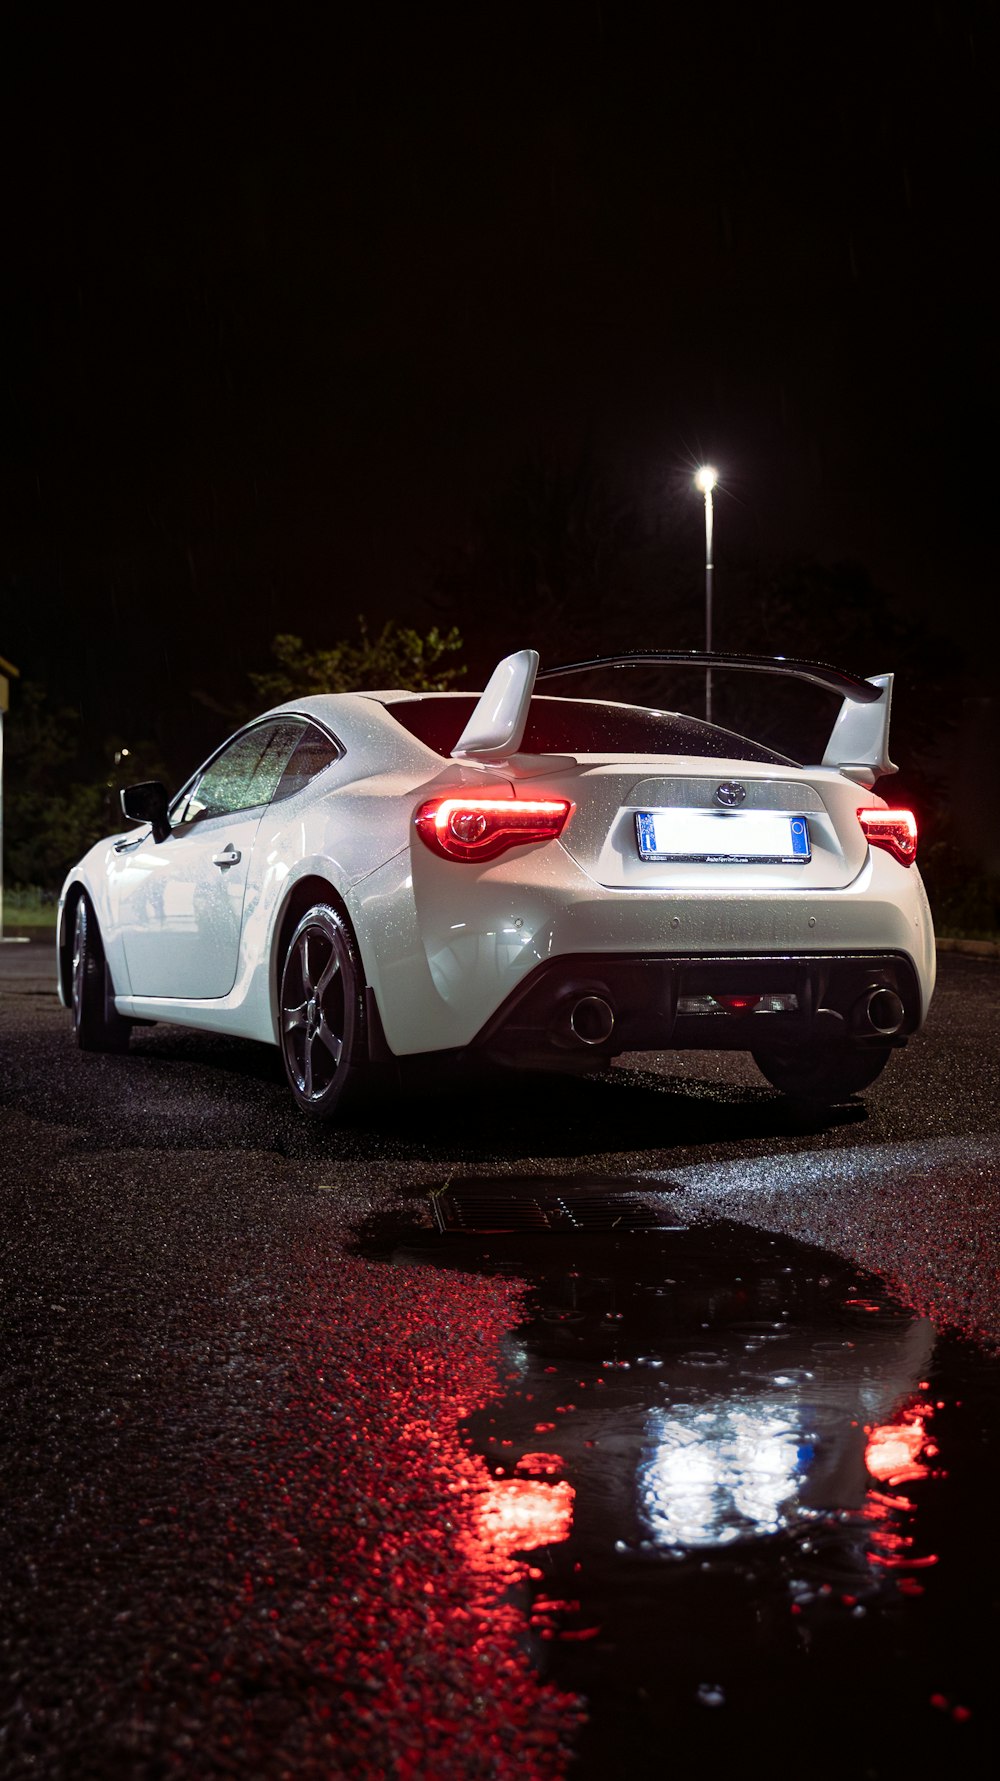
[212,847,242,867]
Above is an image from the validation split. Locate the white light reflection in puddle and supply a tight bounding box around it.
[639,1400,809,1547]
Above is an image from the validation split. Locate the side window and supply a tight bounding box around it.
[180,720,306,825]
[271,724,342,802]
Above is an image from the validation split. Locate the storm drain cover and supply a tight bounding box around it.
[429,1175,684,1234]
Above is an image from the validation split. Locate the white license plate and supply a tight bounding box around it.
[635,809,811,863]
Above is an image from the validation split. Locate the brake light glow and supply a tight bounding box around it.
[857,808,918,867]
[676,992,798,1016]
[414,795,573,862]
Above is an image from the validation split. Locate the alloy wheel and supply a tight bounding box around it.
[280,911,352,1106]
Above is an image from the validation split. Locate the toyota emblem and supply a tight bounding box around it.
[715,781,746,806]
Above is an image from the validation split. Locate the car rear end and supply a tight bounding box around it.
[455,751,932,1070]
[378,690,934,1095]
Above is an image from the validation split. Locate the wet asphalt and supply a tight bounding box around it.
[1,935,998,1778]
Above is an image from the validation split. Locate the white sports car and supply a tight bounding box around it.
[58,648,935,1115]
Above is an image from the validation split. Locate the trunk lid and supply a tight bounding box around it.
[511,756,868,890]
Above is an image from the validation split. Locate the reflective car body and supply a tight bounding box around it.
[57,648,935,1111]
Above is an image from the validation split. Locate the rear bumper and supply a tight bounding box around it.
[469,951,923,1068]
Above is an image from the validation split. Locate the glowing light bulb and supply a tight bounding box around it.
[695,465,718,493]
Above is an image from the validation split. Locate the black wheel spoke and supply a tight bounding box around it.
[315,1018,343,1067]
[299,933,315,995]
[284,1000,309,1033]
[315,950,341,998]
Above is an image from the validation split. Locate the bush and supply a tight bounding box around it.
[250,618,465,705]
[1,884,58,926]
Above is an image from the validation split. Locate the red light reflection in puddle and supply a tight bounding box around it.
[474,1475,575,1562]
[863,1400,940,1577]
[516,1451,566,1478]
[205,1258,584,1777]
[866,1409,932,1486]
[459,1468,583,1647]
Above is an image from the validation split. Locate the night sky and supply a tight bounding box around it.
[2,5,997,824]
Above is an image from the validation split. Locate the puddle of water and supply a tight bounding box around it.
[392,1208,996,1778]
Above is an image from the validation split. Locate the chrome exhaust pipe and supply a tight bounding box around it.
[568,995,615,1046]
[861,986,904,1036]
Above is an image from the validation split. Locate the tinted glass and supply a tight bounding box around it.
[383,696,797,767]
[272,725,341,801]
[182,720,305,823]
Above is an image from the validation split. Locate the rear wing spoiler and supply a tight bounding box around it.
[453,649,896,782]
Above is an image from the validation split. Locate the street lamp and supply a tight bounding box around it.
[694,466,718,722]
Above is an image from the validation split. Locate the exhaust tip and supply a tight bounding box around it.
[863,986,905,1036]
[569,995,615,1046]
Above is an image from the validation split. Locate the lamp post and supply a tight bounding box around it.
[694,466,718,722]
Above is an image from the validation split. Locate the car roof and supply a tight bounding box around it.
[258,690,450,770]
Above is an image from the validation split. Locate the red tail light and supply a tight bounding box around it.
[716,994,763,1014]
[415,795,572,862]
[857,808,918,867]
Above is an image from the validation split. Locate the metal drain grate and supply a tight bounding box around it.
[429,1175,684,1234]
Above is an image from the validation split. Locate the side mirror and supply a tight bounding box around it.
[121,780,171,844]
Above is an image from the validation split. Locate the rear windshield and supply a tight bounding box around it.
[383,695,797,766]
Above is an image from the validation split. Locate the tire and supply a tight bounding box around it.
[71,893,132,1053]
[752,1039,893,1103]
[278,904,368,1119]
